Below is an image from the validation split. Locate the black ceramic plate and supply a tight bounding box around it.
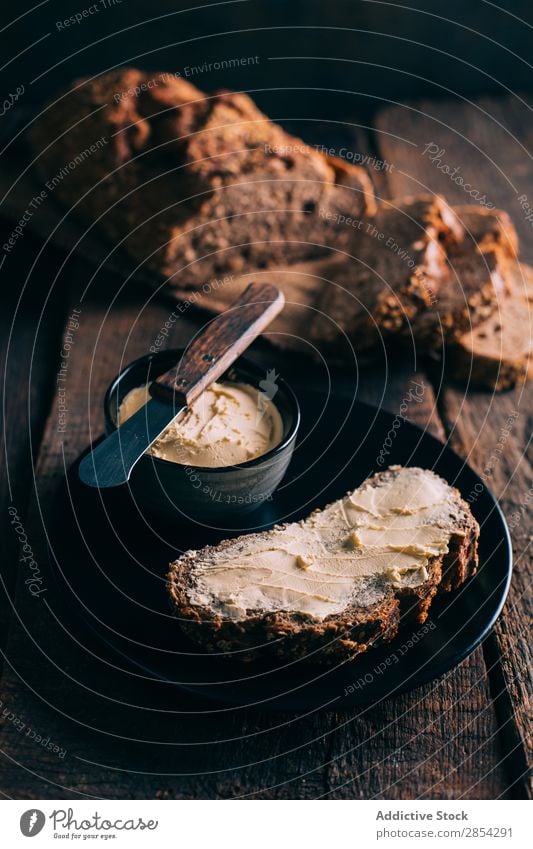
[47,390,512,712]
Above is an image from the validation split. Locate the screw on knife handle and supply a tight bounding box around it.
[150,282,285,407]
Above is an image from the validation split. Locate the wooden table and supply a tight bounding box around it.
[0,95,531,800]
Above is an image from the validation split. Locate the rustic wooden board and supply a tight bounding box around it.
[376,95,533,798]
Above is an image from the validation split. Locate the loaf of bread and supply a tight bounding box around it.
[449,262,533,390]
[30,68,376,285]
[168,466,479,664]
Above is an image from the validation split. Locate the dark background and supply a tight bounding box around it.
[2,0,532,122]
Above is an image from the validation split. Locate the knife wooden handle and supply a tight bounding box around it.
[151,282,285,407]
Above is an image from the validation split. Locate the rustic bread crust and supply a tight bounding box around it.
[453,205,519,260]
[402,205,517,347]
[448,262,533,390]
[167,469,479,665]
[306,195,464,354]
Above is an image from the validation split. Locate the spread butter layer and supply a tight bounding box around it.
[188,467,466,620]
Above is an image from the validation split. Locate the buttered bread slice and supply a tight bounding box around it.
[167,467,479,664]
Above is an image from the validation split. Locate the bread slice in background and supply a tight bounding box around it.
[448,262,533,391]
[167,467,479,665]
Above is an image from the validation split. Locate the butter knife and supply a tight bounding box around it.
[78,282,285,488]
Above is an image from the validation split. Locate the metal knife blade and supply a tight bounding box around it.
[78,397,185,488]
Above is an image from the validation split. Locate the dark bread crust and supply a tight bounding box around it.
[307,195,465,354]
[303,202,517,358]
[167,470,479,665]
[404,205,517,348]
[448,262,533,391]
[30,68,376,286]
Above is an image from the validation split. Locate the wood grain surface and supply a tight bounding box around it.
[0,96,530,800]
